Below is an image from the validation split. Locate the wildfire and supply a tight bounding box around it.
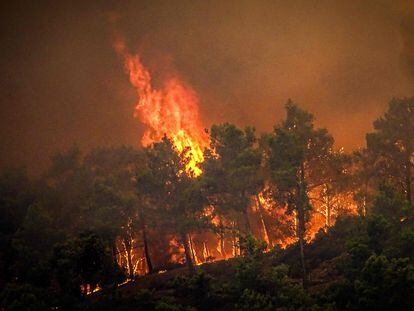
[114,40,208,175]
[111,37,359,277]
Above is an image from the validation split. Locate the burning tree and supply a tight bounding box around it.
[136,137,208,274]
[202,123,262,251]
[351,148,380,216]
[366,97,414,205]
[266,101,335,285]
[308,148,355,230]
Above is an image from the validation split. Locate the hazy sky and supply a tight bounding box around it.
[1,0,413,174]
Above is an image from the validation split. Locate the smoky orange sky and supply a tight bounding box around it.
[1,0,414,174]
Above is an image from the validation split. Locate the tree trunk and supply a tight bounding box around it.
[138,207,153,274]
[123,237,134,279]
[218,216,226,259]
[406,156,412,204]
[112,241,118,265]
[326,202,331,228]
[142,225,153,274]
[241,191,252,234]
[256,194,272,247]
[232,221,240,257]
[296,208,307,287]
[243,208,251,234]
[188,233,198,264]
[360,181,368,217]
[325,189,331,228]
[202,241,211,261]
[181,231,195,274]
[297,163,308,287]
[220,234,226,259]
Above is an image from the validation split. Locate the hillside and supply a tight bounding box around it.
[87,213,414,311]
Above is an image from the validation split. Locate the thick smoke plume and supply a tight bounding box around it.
[0,0,413,174]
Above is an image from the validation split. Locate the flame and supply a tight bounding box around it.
[115,40,208,175]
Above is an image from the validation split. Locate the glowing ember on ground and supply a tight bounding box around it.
[114,40,208,176]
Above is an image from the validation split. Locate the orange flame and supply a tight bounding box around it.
[115,40,208,175]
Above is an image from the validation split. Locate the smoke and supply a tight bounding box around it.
[400,14,414,80]
[0,0,413,174]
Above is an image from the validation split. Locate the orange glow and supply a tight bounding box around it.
[115,40,208,175]
[307,186,358,240]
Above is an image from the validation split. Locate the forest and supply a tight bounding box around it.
[1,97,414,310]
